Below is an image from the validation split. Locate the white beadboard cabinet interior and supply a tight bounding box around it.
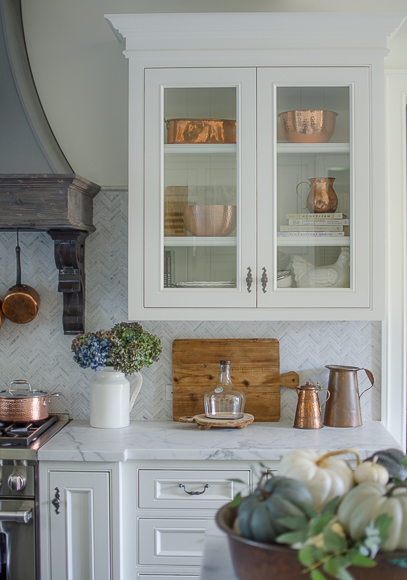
[105,12,404,321]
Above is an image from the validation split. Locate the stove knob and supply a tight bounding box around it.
[8,467,27,492]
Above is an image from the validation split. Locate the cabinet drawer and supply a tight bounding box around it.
[138,518,210,566]
[138,469,250,509]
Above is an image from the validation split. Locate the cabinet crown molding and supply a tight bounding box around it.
[105,12,406,54]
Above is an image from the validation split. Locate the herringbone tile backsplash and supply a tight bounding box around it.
[0,189,381,422]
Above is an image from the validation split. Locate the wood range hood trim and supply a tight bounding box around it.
[0,173,101,335]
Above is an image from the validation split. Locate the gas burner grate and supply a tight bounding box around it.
[0,415,58,446]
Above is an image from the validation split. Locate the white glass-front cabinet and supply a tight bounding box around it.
[105,13,400,321]
[144,66,368,312]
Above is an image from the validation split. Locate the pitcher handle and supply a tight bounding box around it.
[317,387,330,413]
[296,181,310,209]
[129,371,143,412]
[359,368,374,397]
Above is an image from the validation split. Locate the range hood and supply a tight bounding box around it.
[0,173,100,335]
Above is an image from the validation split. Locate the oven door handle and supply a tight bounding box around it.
[0,503,33,524]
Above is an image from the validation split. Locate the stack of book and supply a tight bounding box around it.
[278,213,349,237]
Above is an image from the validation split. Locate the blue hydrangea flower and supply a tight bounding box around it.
[73,336,111,371]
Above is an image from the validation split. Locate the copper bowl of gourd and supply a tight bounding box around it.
[183,204,236,237]
[216,448,407,580]
[216,503,407,580]
[279,109,338,143]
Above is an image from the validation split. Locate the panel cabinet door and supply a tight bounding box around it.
[48,470,111,580]
[257,66,371,309]
[142,67,257,309]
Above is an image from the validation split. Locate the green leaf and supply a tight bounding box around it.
[310,569,327,580]
[321,496,341,516]
[323,557,341,577]
[277,516,310,531]
[374,513,393,536]
[311,513,335,536]
[275,530,308,545]
[400,456,407,468]
[350,553,377,567]
[298,501,318,519]
[334,567,355,580]
[323,527,348,552]
[298,545,317,566]
[228,492,242,508]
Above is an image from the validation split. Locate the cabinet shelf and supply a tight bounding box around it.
[277,143,350,154]
[277,237,350,247]
[165,236,236,247]
[164,144,236,155]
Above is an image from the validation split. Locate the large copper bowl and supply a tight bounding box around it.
[216,503,407,580]
[167,119,236,144]
[183,205,236,237]
[279,109,338,143]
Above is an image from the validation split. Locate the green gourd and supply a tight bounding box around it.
[237,475,314,543]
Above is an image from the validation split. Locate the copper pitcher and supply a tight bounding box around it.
[296,177,338,214]
[324,365,374,427]
[293,381,330,430]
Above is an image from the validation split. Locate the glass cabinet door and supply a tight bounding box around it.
[257,67,370,309]
[144,68,256,309]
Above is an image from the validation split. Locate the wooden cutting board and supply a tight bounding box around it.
[172,338,299,422]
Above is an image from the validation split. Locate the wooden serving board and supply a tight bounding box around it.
[179,414,255,430]
[172,338,299,422]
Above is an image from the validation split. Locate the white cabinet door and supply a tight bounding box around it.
[48,470,111,580]
[142,67,257,309]
[257,66,371,310]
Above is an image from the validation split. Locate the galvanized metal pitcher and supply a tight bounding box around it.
[323,365,374,427]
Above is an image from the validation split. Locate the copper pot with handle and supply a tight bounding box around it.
[0,380,60,422]
[1,233,40,324]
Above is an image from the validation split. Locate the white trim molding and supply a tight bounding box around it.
[385,70,407,451]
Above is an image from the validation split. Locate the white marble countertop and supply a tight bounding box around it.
[38,419,401,462]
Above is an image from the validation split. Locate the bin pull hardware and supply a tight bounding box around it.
[179,483,210,496]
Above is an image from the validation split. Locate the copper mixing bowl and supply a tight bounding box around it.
[279,109,338,143]
[216,502,407,580]
[183,205,236,237]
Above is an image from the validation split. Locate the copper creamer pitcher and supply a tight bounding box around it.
[324,365,374,427]
[296,177,338,214]
[294,381,330,429]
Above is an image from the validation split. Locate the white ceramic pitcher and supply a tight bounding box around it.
[89,367,142,429]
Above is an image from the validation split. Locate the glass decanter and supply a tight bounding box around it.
[204,360,245,419]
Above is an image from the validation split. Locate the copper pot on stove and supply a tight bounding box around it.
[0,380,60,422]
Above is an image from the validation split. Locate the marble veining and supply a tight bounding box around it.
[38,420,400,463]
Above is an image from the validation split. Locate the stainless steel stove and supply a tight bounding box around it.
[0,414,69,579]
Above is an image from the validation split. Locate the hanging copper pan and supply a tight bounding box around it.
[2,233,40,324]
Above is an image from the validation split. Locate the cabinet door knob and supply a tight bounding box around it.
[261,267,268,293]
[179,483,210,496]
[51,487,61,515]
[246,267,253,293]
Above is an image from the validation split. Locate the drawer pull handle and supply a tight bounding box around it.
[179,483,210,496]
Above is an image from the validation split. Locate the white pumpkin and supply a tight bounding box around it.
[353,456,389,486]
[278,448,358,510]
[337,481,407,552]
